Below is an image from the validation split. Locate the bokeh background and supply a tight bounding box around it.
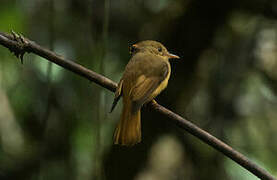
[0,0,277,179]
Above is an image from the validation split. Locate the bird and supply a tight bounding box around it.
[110,40,179,146]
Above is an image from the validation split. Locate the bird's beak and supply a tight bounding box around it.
[167,53,180,59]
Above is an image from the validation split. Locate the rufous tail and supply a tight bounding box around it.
[113,101,141,146]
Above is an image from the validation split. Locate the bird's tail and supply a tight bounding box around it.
[113,101,141,146]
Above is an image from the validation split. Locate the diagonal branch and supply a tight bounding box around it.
[0,31,275,180]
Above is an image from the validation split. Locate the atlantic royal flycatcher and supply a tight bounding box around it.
[110,40,179,146]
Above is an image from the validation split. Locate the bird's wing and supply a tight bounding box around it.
[130,62,169,112]
[110,78,123,113]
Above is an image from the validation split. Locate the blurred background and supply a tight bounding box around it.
[0,0,277,179]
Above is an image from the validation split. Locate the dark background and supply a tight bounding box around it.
[0,0,277,179]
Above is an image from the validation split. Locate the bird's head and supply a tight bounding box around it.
[129,40,179,59]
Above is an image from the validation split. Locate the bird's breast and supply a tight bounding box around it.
[151,62,171,99]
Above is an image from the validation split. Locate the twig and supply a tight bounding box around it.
[0,31,275,180]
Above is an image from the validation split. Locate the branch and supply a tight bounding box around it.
[0,31,275,180]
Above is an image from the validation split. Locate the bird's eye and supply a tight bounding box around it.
[158,47,162,52]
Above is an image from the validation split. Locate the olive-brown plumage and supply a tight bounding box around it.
[110,40,179,146]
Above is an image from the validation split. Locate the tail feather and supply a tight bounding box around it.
[114,102,141,146]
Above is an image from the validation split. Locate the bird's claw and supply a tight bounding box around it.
[151,100,158,105]
[145,99,158,108]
